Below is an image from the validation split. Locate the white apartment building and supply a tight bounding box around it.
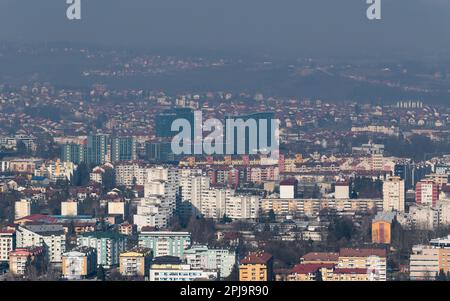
[149,256,217,281]
[226,195,260,219]
[115,163,147,186]
[143,166,179,219]
[134,196,168,230]
[0,230,16,262]
[184,245,236,278]
[16,225,66,263]
[383,176,405,212]
[179,170,210,215]
[200,188,232,219]
[138,231,191,258]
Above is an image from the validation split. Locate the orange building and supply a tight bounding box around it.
[239,252,273,281]
[371,212,396,244]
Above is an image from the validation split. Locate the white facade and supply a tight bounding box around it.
[184,245,236,278]
[0,231,15,262]
[16,225,66,263]
[134,196,168,230]
[383,176,405,212]
[138,231,191,258]
[280,184,295,199]
[15,199,34,219]
[226,195,260,219]
[108,201,127,217]
[149,264,217,281]
[61,201,79,216]
[335,183,350,199]
[409,205,438,230]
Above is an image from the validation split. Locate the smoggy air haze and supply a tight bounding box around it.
[0,0,449,58]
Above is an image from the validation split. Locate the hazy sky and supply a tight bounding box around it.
[1,0,450,58]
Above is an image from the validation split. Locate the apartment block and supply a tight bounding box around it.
[239,252,274,281]
[62,246,97,280]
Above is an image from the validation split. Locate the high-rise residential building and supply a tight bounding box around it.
[61,143,86,164]
[77,231,127,268]
[199,188,232,219]
[138,231,191,258]
[111,137,137,162]
[62,246,97,280]
[225,195,260,220]
[87,134,109,165]
[184,245,236,279]
[143,166,179,220]
[0,230,16,262]
[179,169,210,215]
[16,224,66,263]
[119,247,152,277]
[239,252,274,281]
[134,196,168,230]
[416,180,439,208]
[383,176,405,212]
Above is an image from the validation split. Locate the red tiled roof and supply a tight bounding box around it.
[339,248,386,258]
[15,214,57,224]
[301,252,339,262]
[290,263,335,274]
[240,252,273,265]
[334,268,367,275]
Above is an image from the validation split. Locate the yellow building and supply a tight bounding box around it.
[287,263,335,281]
[120,247,152,277]
[239,252,273,281]
[331,268,369,281]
